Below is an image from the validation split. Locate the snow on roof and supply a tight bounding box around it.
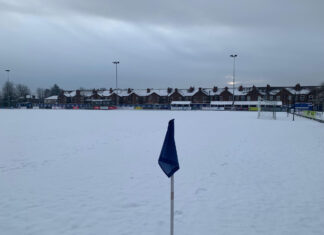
[133,89,150,96]
[269,89,280,95]
[286,88,311,95]
[204,88,223,95]
[45,95,58,100]
[227,88,248,96]
[179,88,200,96]
[113,89,131,97]
[298,89,311,95]
[151,89,169,96]
[97,90,111,96]
[171,101,191,105]
[80,90,93,97]
[63,91,73,97]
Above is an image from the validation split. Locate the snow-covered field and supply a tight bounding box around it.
[1,110,323,235]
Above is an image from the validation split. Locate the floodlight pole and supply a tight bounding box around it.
[293,92,296,121]
[5,69,10,107]
[112,61,120,90]
[230,54,237,110]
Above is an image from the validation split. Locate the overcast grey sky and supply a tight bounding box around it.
[0,0,323,91]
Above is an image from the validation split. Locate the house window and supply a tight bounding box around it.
[203,96,207,102]
[235,96,239,101]
[270,96,273,101]
[241,96,245,101]
[220,96,223,101]
[276,96,280,101]
[247,96,251,101]
[288,95,292,100]
[309,95,313,101]
[300,95,305,101]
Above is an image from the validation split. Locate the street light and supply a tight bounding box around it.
[112,61,120,89]
[5,69,10,107]
[5,69,10,82]
[230,54,237,110]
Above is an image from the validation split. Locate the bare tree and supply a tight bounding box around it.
[2,81,16,107]
[16,84,31,98]
[36,88,45,101]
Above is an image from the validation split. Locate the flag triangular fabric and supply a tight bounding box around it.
[158,119,180,177]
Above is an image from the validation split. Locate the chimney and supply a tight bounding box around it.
[147,88,151,93]
[238,85,243,91]
[295,83,301,91]
[266,84,271,92]
[109,88,113,93]
[213,86,218,92]
[225,86,228,91]
[198,87,202,91]
[76,90,80,96]
[188,86,194,92]
[128,88,132,94]
[167,87,173,93]
[175,88,178,93]
[252,85,256,90]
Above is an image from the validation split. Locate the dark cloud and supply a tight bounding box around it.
[0,0,323,91]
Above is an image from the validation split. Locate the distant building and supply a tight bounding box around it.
[55,84,322,110]
[44,95,58,104]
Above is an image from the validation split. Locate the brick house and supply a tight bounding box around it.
[146,89,161,104]
[191,88,209,103]
[219,87,233,101]
[71,90,84,104]
[55,85,320,108]
[246,86,263,101]
[169,89,184,102]
[272,88,293,105]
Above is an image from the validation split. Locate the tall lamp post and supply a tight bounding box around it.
[5,69,10,107]
[112,61,120,90]
[230,54,237,110]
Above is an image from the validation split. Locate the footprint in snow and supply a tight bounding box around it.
[122,202,143,208]
[210,172,217,177]
[175,210,183,216]
[195,188,207,195]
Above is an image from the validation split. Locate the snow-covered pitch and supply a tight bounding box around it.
[1,110,323,235]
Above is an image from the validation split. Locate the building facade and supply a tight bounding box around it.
[55,84,322,109]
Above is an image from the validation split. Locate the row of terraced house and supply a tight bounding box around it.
[52,84,322,109]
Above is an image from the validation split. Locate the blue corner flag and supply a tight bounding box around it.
[158,119,180,177]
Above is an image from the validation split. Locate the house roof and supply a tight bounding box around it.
[269,89,281,95]
[45,95,58,100]
[286,88,311,95]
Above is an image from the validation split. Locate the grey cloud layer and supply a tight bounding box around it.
[0,0,323,90]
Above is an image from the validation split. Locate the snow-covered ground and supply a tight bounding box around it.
[0,110,323,235]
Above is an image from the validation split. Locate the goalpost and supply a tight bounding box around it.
[257,97,277,120]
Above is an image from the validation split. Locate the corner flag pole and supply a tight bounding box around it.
[171,175,174,235]
[158,119,180,235]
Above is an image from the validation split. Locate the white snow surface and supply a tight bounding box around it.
[0,110,323,235]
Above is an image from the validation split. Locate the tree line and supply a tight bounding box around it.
[0,82,62,107]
